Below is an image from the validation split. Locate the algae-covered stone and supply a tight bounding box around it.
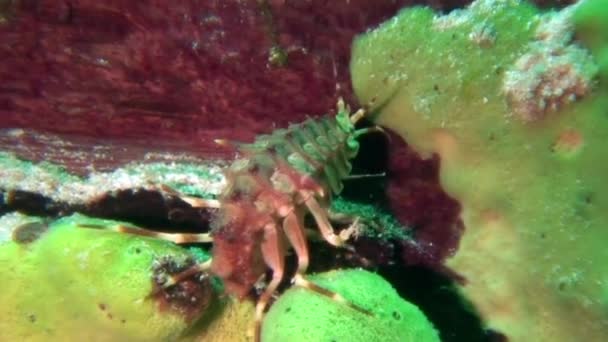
[0,213,213,342]
[261,269,439,342]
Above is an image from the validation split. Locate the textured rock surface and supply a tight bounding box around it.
[0,0,465,272]
[0,0,417,170]
[351,0,608,340]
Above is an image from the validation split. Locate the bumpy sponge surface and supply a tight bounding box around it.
[262,269,439,342]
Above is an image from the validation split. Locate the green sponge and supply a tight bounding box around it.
[0,213,212,341]
[349,0,608,340]
[574,0,608,80]
[262,269,439,342]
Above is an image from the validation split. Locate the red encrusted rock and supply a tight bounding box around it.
[0,0,419,166]
[0,0,469,271]
[385,133,464,268]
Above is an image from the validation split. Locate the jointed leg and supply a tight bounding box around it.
[159,259,212,288]
[300,190,356,248]
[282,211,371,316]
[159,184,221,209]
[255,222,285,342]
[78,184,217,244]
[78,223,213,244]
[282,211,309,274]
[78,224,214,291]
[292,274,371,315]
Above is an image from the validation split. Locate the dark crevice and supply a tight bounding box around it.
[0,188,212,233]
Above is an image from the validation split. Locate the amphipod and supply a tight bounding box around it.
[93,99,379,341]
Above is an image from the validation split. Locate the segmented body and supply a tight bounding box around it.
[210,101,361,297]
[82,100,372,342]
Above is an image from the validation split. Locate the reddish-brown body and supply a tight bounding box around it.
[202,101,374,341]
[96,100,372,341]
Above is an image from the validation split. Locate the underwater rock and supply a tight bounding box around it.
[351,0,608,340]
[384,135,464,269]
[0,151,223,230]
[0,213,214,341]
[0,0,418,173]
[0,0,469,278]
[0,160,438,341]
[0,150,417,274]
[262,269,440,342]
[0,0,466,272]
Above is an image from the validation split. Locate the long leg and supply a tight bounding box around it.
[282,211,371,316]
[79,223,214,290]
[291,274,371,315]
[282,210,309,274]
[77,223,213,244]
[158,259,212,289]
[255,222,285,342]
[159,184,221,208]
[299,190,356,247]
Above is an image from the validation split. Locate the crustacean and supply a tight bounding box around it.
[87,99,381,341]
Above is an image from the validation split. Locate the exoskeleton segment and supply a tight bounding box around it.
[85,99,383,341]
